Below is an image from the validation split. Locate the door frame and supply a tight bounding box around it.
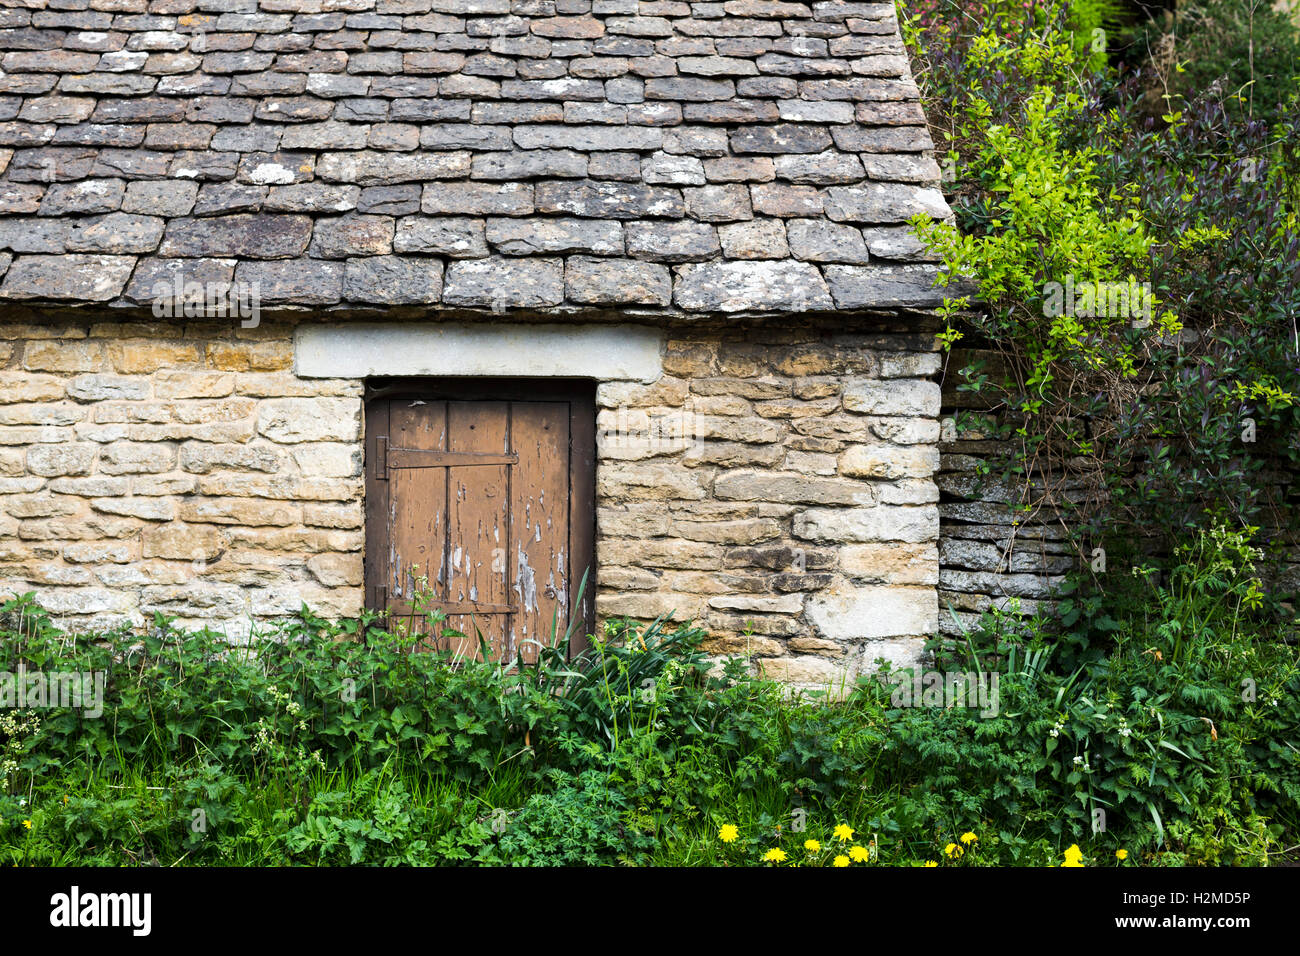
[363,377,597,657]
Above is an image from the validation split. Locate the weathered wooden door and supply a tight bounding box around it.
[364,380,595,662]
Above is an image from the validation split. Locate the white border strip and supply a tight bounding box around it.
[295,322,664,383]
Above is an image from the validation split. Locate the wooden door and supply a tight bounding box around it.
[364,379,595,662]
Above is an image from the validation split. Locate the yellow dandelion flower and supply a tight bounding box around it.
[833,823,854,842]
[1061,844,1085,867]
[1115,849,1128,861]
[22,819,32,830]
[833,854,850,867]
[924,860,939,867]
[718,824,739,843]
[849,845,871,862]
[804,839,821,853]
[960,831,978,845]
[762,848,787,863]
[944,842,963,859]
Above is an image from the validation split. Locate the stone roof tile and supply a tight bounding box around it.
[0,0,951,314]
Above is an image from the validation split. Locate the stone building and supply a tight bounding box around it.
[0,0,957,684]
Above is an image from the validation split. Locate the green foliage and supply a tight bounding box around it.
[284,768,437,865]
[496,769,655,866]
[1068,0,1129,69]
[881,524,1300,865]
[2,545,1298,867]
[1139,0,1300,125]
[538,613,712,749]
[912,73,1176,393]
[0,585,911,865]
[0,592,717,865]
[774,694,885,804]
[905,0,1300,594]
[0,593,718,792]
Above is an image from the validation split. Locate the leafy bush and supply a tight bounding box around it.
[2,548,1298,867]
[496,769,656,866]
[1137,0,1300,124]
[283,768,443,866]
[879,523,1300,865]
[905,0,1300,573]
[0,594,721,864]
[0,595,715,790]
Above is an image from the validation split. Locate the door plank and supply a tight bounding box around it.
[443,400,511,659]
[388,399,447,647]
[509,400,569,663]
[389,449,518,469]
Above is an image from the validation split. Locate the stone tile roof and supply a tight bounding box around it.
[0,0,952,316]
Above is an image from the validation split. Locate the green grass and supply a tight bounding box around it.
[4,745,916,867]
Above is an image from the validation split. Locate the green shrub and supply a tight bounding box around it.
[879,523,1300,865]
[283,768,439,865]
[496,769,656,866]
[905,0,1300,568]
[1140,0,1300,124]
[3,522,1298,866]
[0,596,714,791]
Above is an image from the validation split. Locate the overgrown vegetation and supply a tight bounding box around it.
[1137,0,1300,125]
[2,519,1298,866]
[908,0,1300,561]
[881,0,1300,865]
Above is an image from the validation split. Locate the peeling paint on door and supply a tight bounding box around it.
[365,389,593,663]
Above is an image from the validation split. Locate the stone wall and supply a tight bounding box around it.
[0,310,945,685]
[935,345,1070,637]
[935,343,1300,635]
[596,320,942,684]
[0,313,364,633]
